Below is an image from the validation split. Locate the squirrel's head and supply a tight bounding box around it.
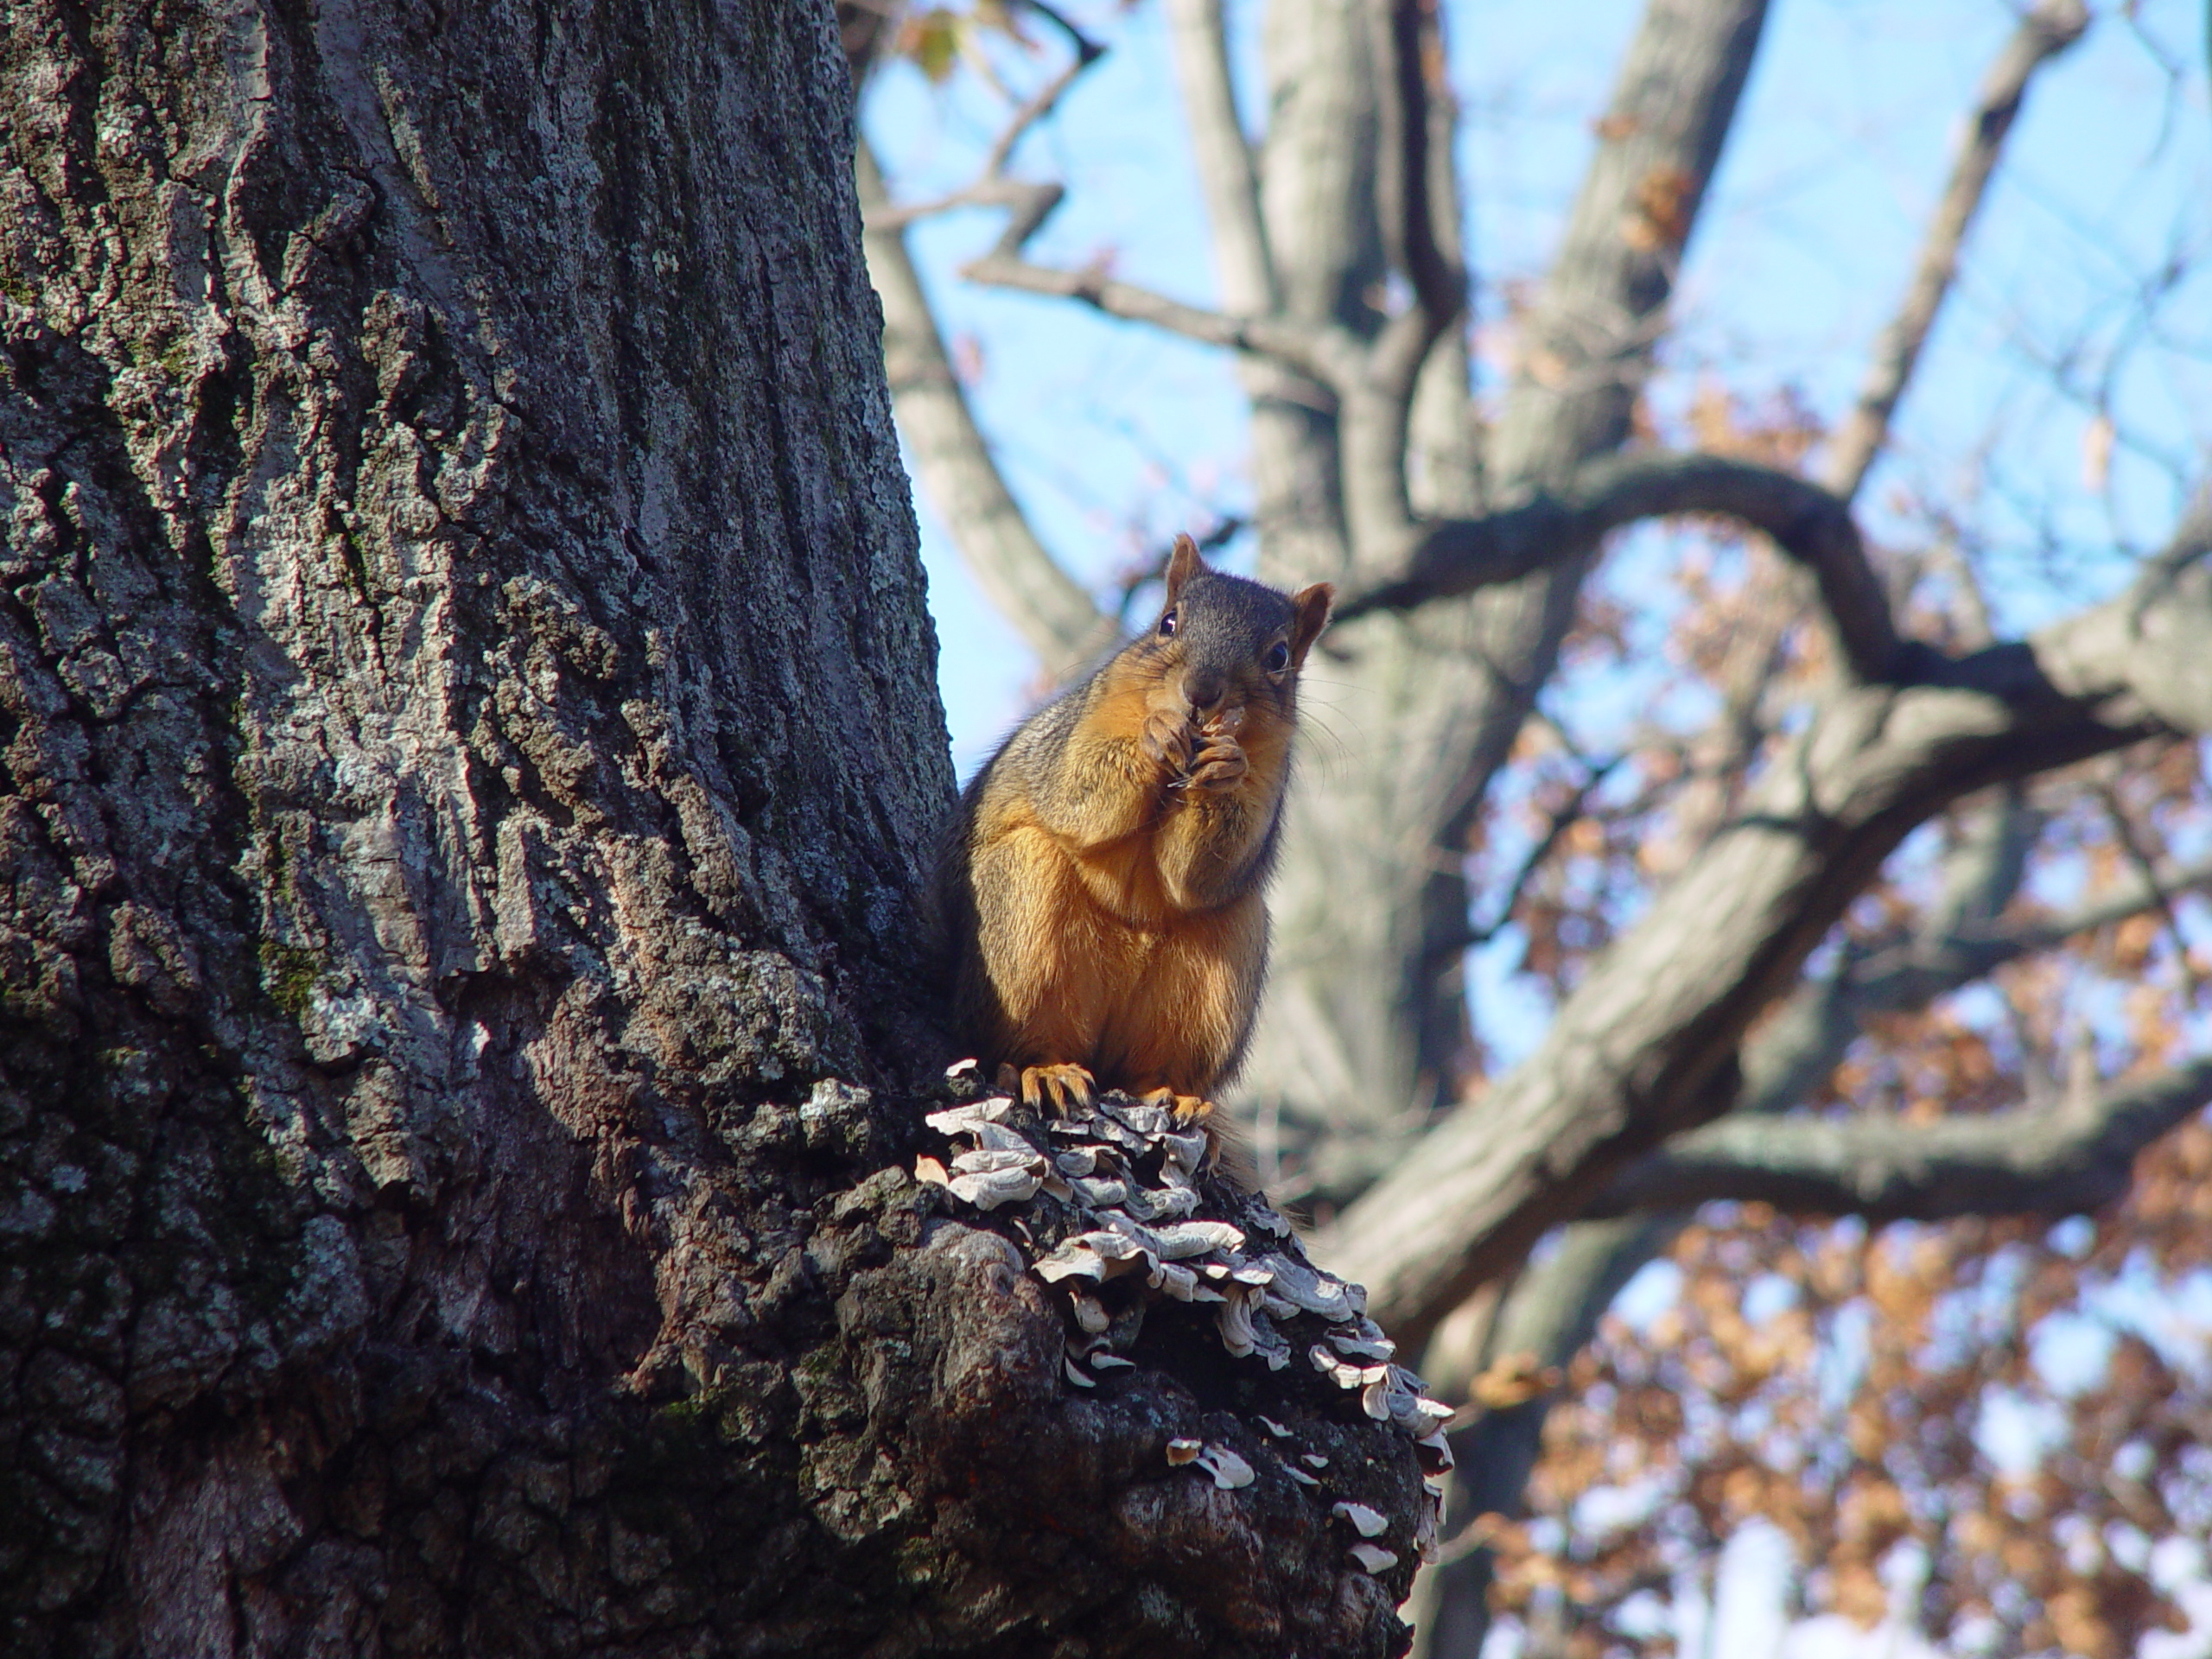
[1135,535,1334,723]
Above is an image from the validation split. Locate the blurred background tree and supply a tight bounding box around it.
[843,1,2212,1654]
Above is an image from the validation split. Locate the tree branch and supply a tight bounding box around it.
[2035,490,2212,727]
[1503,0,2089,865]
[1848,847,2212,1018]
[1163,0,1276,315]
[1333,452,1902,682]
[1853,871,2171,1024]
[1584,1058,2212,1219]
[951,0,1476,474]
[860,0,1103,230]
[961,232,1347,383]
[856,0,1319,387]
[858,143,1116,677]
[1410,781,2186,1655]
[904,8,1348,390]
[1367,0,1465,403]
[1427,753,1627,965]
[1324,507,2212,1353]
[1332,0,1472,572]
[1820,0,2090,498]
[1484,0,1771,488]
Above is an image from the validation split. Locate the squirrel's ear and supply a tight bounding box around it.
[1165,533,1205,604]
[1288,582,1335,665]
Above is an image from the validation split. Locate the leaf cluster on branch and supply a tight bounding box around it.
[1497,1170,2212,1659]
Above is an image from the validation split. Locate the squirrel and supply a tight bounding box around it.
[937,534,1333,1126]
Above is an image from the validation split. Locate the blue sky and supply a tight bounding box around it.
[867,0,2210,774]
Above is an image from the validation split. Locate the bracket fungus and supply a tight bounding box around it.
[918,1081,1451,1587]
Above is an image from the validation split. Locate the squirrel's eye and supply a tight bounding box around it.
[1265,641,1290,673]
[1159,610,1178,638]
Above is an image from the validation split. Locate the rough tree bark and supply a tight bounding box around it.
[0,3,1424,1654]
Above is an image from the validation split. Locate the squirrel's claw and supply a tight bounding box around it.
[1187,736,1248,792]
[1141,709,1196,774]
[1020,1063,1096,1116]
[1139,1087,1216,1124]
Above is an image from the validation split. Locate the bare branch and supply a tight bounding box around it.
[860,1,1103,231]
[863,67,1096,231]
[1585,1058,2212,1219]
[2035,489,2212,728]
[1486,0,1771,486]
[1334,452,1902,681]
[1821,0,2090,498]
[1427,753,1628,965]
[2099,785,2212,1009]
[1163,0,1276,315]
[858,143,1116,677]
[1341,0,1777,591]
[1325,506,2212,1352]
[1367,0,1465,402]
[919,0,1475,557]
[1834,848,2212,1030]
[961,235,1346,383]
[898,7,1349,389]
[1332,0,1472,570]
[1558,0,2091,853]
[1568,828,2212,1224]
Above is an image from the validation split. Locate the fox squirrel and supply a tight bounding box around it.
[938,535,1334,1123]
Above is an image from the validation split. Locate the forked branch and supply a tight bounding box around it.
[1352,0,2084,674]
[861,0,1104,231]
[1335,452,1902,681]
[954,0,1468,427]
[1325,504,2212,1352]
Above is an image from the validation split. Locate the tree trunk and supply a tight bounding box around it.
[0,3,1421,1653]
[1235,0,1770,1205]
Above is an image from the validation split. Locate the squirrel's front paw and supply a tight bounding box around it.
[1187,734,1248,791]
[1141,709,1196,773]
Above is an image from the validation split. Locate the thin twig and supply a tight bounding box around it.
[1821,0,2089,498]
[959,245,1346,382]
[861,1,1104,232]
[1438,753,1628,963]
[2094,777,2209,999]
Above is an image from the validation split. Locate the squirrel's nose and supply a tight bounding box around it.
[1182,669,1227,715]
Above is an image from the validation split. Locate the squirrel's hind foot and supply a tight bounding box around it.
[1138,1087,1216,1125]
[1011,1062,1096,1116]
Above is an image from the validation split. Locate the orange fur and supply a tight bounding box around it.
[938,540,1332,1122]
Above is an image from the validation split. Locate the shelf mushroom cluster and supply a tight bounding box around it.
[915,1076,1454,1574]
